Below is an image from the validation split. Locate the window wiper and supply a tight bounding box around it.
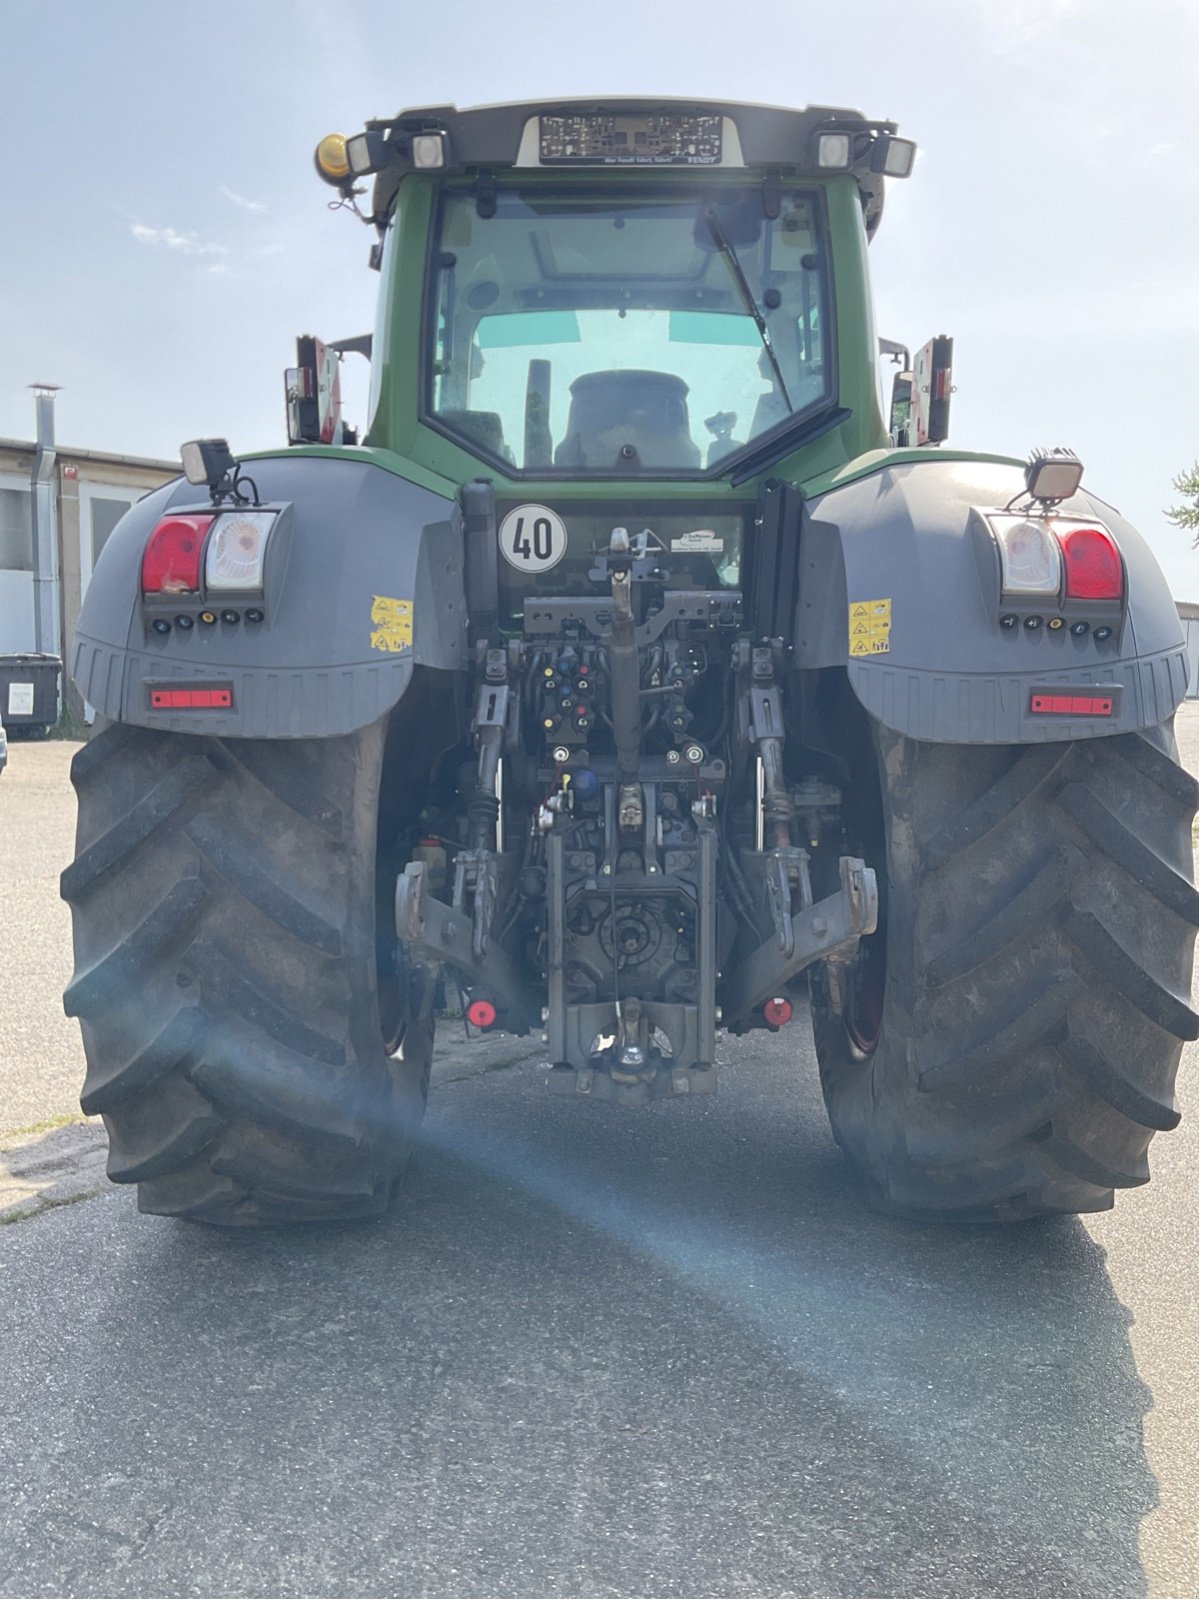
[703,204,793,414]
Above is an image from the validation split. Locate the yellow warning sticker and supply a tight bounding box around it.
[370,595,414,654]
[848,597,892,657]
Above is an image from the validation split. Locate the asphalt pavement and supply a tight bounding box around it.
[0,713,1195,1598]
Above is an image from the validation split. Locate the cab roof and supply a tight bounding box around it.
[365,98,907,238]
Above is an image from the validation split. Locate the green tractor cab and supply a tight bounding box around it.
[61,99,1196,1226]
[300,102,911,493]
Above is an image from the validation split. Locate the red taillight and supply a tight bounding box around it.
[142,515,214,594]
[1056,526,1123,600]
[467,998,498,1030]
[763,997,793,1029]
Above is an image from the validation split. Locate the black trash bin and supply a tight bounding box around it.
[0,653,62,735]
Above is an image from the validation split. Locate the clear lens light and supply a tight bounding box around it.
[180,438,234,487]
[411,134,445,169]
[205,511,276,592]
[346,133,372,175]
[1028,458,1084,501]
[990,516,1063,596]
[180,441,208,485]
[882,138,916,177]
[816,133,852,168]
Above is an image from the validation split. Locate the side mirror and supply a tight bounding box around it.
[913,334,953,445]
[889,371,914,448]
[285,336,349,445]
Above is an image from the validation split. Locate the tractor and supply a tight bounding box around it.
[61,99,1197,1225]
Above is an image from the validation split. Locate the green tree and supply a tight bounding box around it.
[1164,462,1198,548]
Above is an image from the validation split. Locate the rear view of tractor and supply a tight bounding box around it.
[61,100,1197,1226]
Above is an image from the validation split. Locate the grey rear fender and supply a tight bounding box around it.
[793,456,1188,744]
[70,454,465,738]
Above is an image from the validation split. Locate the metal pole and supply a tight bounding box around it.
[29,386,60,658]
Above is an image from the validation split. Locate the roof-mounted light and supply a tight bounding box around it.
[411,133,446,169]
[816,132,853,169]
[314,133,351,187]
[347,129,389,177]
[873,136,916,177]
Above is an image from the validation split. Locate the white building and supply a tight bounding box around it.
[0,432,176,711]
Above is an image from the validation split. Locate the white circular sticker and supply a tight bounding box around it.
[498,503,568,574]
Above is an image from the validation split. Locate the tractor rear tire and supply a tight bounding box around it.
[62,717,431,1225]
[813,720,1198,1220]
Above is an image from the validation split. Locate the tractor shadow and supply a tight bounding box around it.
[397,1050,1155,1596]
[78,1035,1157,1598]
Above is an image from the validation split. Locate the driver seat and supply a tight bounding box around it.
[555,370,701,471]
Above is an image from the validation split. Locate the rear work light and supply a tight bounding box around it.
[816,132,853,169]
[141,514,214,595]
[1056,525,1124,601]
[993,516,1062,598]
[205,510,277,593]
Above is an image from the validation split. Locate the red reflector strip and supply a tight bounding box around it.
[1030,693,1113,716]
[149,687,233,710]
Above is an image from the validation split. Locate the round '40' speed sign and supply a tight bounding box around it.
[498,503,568,574]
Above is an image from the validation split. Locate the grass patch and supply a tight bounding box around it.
[2,1110,87,1141]
[0,1190,100,1226]
[48,704,89,740]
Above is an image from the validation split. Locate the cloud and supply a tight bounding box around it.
[220,185,266,214]
[127,214,285,284]
[130,223,228,259]
[973,0,1077,54]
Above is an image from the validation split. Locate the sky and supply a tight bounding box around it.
[2,0,1196,596]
